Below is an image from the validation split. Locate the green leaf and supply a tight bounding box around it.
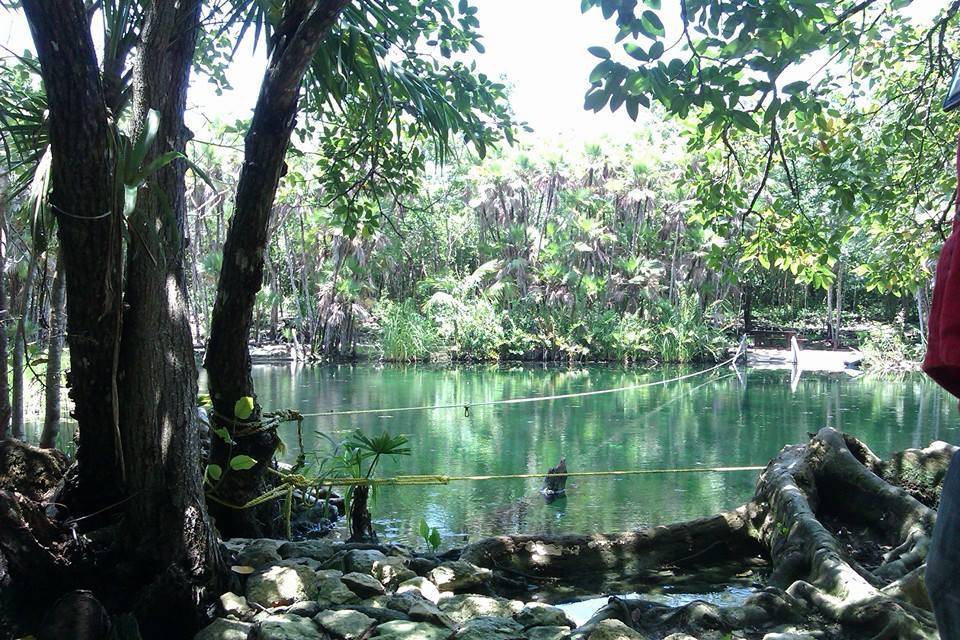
[234,396,255,420]
[782,81,808,95]
[206,464,222,481]
[640,10,665,37]
[419,518,430,540]
[213,427,235,445]
[428,527,442,550]
[588,46,611,59]
[229,455,257,471]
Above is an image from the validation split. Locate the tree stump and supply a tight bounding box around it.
[541,458,568,503]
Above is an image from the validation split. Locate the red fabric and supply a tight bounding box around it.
[923,140,960,399]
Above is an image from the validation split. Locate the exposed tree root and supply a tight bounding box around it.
[463,428,952,639]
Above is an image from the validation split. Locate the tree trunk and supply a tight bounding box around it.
[11,253,38,439]
[115,0,226,633]
[39,255,65,449]
[465,428,943,639]
[0,182,10,440]
[204,0,351,538]
[22,0,125,515]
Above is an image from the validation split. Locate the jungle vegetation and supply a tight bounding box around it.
[0,0,957,636]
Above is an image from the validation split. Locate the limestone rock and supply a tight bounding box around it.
[528,627,572,640]
[334,604,410,624]
[278,540,338,563]
[194,618,254,640]
[219,592,253,620]
[514,603,575,629]
[287,601,322,618]
[406,556,439,576]
[257,614,326,640]
[452,616,525,640]
[343,549,387,574]
[396,577,441,604]
[439,594,524,624]
[236,539,282,568]
[373,557,418,587]
[427,561,491,593]
[407,600,456,629]
[663,635,698,640]
[246,565,319,608]
[314,609,376,640]
[341,572,386,598]
[586,619,647,640]
[386,591,433,614]
[370,620,449,640]
[316,576,361,608]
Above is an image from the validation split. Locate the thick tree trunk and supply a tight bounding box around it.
[465,428,945,639]
[204,0,350,537]
[22,0,125,515]
[11,253,38,439]
[39,256,65,449]
[116,0,226,634]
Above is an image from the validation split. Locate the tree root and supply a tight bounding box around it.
[463,428,953,639]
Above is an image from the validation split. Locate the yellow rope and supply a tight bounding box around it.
[298,351,741,419]
[312,464,767,487]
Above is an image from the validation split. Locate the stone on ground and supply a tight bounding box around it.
[585,619,647,640]
[452,615,526,640]
[439,594,524,623]
[370,620,449,640]
[343,549,388,574]
[341,572,386,597]
[396,577,441,604]
[257,614,327,640]
[317,575,361,608]
[407,599,456,628]
[527,626,573,640]
[427,560,491,592]
[219,592,253,620]
[194,618,254,640]
[278,540,338,563]
[514,603,575,629]
[246,565,319,608]
[314,609,376,639]
[373,557,418,587]
[235,539,282,568]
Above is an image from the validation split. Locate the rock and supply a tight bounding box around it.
[236,539,282,568]
[373,557,418,587]
[246,565,319,608]
[439,594,524,624]
[406,556,439,576]
[194,618,254,640]
[762,634,817,640]
[453,616,525,640]
[317,576,361,608]
[276,557,325,571]
[586,619,647,640]
[528,627,572,640]
[286,601,322,618]
[427,561,491,593]
[371,620,450,640]
[278,540,338,563]
[219,592,253,620]
[314,609,376,639]
[407,600,456,629]
[396,577,441,604]
[257,614,326,640]
[334,604,410,624]
[386,591,432,614]
[663,635,698,640]
[343,549,387,574]
[514,603,575,629]
[37,589,111,640]
[341,572,386,597]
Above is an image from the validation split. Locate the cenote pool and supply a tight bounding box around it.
[243,363,957,549]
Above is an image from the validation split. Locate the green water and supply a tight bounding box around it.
[252,363,958,548]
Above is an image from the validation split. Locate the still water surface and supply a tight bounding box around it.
[247,363,957,548]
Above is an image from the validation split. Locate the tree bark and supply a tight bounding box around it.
[11,252,38,439]
[39,255,65,449]
[0,182,11,440]
[22,0,125,514]
[204,0,351,537]
[116,0,226,633]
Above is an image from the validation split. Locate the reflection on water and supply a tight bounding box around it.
[255,363,957,547]
[25,363,957,548]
